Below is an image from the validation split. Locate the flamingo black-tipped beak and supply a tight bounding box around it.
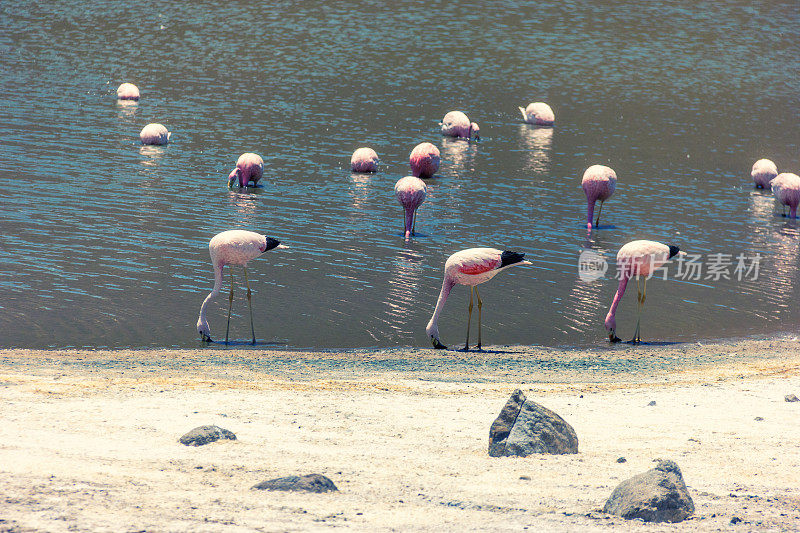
[431,336,447,349]
[608,331,621,343]
[265,237,281,251]
[200,332,213,343]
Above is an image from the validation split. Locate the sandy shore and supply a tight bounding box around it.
[1,338,799,532]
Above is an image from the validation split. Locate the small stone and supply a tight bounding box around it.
[519,475,531,480]
[647,400,656,406]
[785,394,799,402]
[179,425,236,446]
[731,516,742,524]
[252,473,338,493]
[604,459,694,523]
[754,417,764,421]
[617,457,627,463]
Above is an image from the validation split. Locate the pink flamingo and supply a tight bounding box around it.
[581,165,617,230]
[196,230,285,344]
[409,142,440,179]
[751,159,778,189]
[518,102,554,126]
[605,240,685,344]
[350,147,379,173]
[771,173,800,218]
[116,83,140,101]
[228,153,264,188]
[426,248,531,350]
[440,111,480,140]
[394,176,427,239]
[139,123,171,145]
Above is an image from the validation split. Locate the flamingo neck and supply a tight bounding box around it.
[605,274,629,322]
[403,206,414,239]
[586,197,596,229]
[426,277,455,337]
[198,262,224,325]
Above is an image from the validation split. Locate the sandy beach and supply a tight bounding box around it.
[1,338,799,532]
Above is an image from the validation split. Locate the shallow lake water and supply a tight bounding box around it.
[1,1,799,349]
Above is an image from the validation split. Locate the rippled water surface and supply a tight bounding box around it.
[2,1,800,349]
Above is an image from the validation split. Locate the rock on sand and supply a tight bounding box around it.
[488,389,579,457]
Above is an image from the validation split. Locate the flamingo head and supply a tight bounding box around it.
[604,314,621,343]
[262,237,286,253]
[668,245,687,259]
[228,168,241,188]
[197,316,212,343]
[469,122,480,141]
[425,323,447,350]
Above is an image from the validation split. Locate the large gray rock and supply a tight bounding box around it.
[488,389,579,457]
[604,459,695,523]
[179,425,236,446]
[252,473,338,493]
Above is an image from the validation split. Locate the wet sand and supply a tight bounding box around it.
[1,337,799,532]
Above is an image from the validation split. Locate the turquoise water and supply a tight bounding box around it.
[1,1,799,349]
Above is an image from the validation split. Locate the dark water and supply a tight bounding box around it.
[1,1,799,350]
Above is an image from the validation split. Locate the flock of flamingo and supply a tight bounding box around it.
[118,82,800,350]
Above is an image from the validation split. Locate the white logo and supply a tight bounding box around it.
[578,250,608,282]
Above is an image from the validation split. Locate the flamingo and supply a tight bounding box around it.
[116,83,140,101]
[228,153,264,188]
[604,240,685,344]
[518,102,555,126]
[582,165,617,230]
[140,123,171,145]
[426,248,531,350]
[196,230,285,344]
[751,159,778,189]
[350,147,379,173]
[440,111,480,140]
[770,173,800,218]
[409,142,440,179]
[394,176,427,239]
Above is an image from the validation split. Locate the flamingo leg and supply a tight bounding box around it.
[225,268,235,345]
[412,209,417,235]
[475,287,483,351]
[461,286,474,351]
[595,201,604,228]
[244,266,256,345]
[632,277,644,344]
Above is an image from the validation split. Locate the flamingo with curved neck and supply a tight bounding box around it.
[228,153,264,188]
[581,165,617,230]
[197,230,285,344]
[426,248,530,350]
[394,176,427,239]
[604,240,685,344]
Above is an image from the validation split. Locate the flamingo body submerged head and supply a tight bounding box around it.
[581,165,617,230]
[751,159,778,189]
[394,176,427,239]
[426,248,530,350]
[770,172,800,219]
[116,83,140,101]
[350,147,379,173]
[228,153,264,188]
[197,230,284,344]
[441,111,480,140]
[409,142,440,179]
[140,123,171,145]
[518,102,554,126]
